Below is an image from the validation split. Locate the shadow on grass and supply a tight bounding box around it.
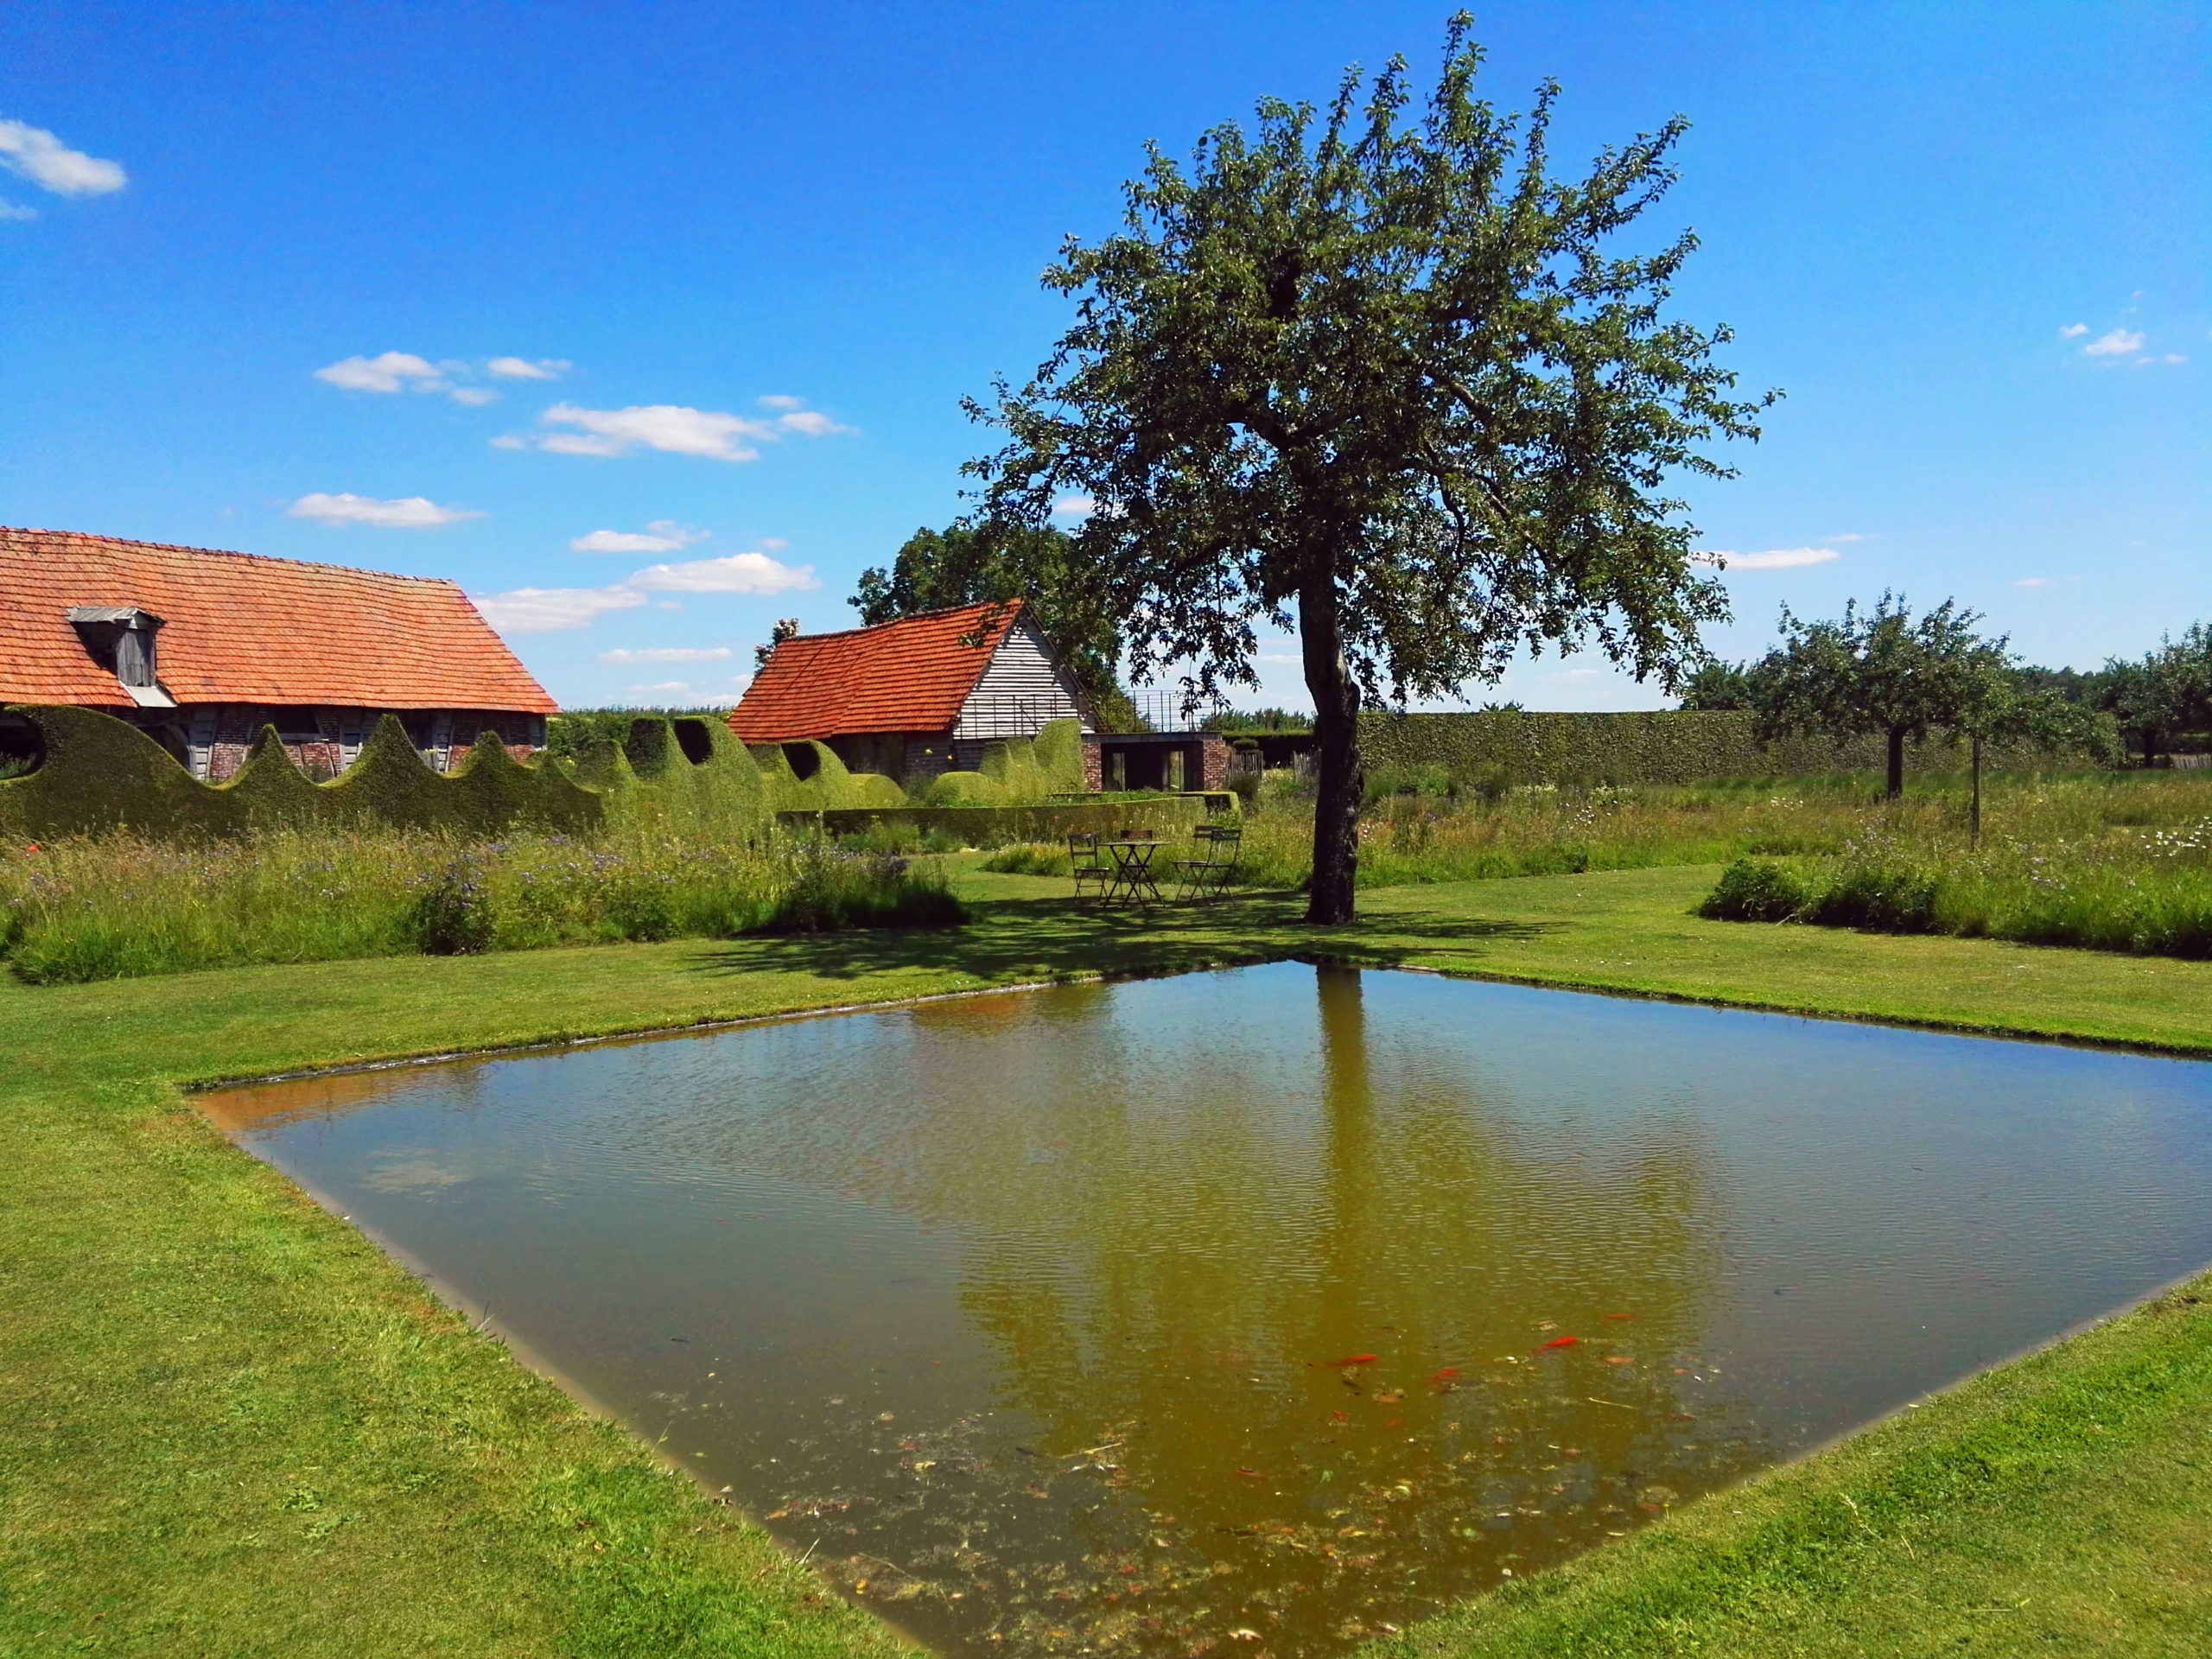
[689,893,1312,984]
[1335,910,1564,944]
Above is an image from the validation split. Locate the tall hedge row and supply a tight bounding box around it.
[1357,709,2107,788]
[0,704,907,843]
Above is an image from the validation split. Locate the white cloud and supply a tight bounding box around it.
[315,353,532,402]
[627,550,818,595]
[758,394,804,410]
[474,543,814,635]
[1052,494,1097,519]
[0,199,38,222]
[570,519,708,554]
[2084,328,2145,357]
[471,586,647,633]
[2159,353,2188,365]
[487,356,570,380]
[2016,577,2051,588]
[0,119,126,197]
[2060,323,2089,339]
[630,681,694,694]
[535,403,772,460]
[1822,532,1865,544]
[315,352,444,393]
[1704,547,1841,570]
[503,399,852,460]
[287,492,483,529]
[599,646,733,664]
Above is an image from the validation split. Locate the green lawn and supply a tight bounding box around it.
[3,865,2209,1655]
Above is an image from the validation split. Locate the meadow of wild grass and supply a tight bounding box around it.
[1219,766,2212,893]
[1701,813,2212,959]
[977,768,2212,955]
[0,826,963,984]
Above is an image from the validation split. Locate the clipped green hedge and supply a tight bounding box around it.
[921,720,1088,806]
[1357,709,2108,788]
[793,796,1211,846]
[747,739,908,812]
[0,704,909,844]
[0,707,603,842]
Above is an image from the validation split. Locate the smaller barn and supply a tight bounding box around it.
[0,528,557,779]
[729,600,1091,786]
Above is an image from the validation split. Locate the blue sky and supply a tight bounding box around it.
[3,2,2204,712]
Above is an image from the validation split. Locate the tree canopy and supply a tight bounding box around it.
[1748,594,2033,796]
[2096,623,2211,764]
[964,15,1773,920]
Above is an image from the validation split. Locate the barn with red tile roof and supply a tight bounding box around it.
[729,599,1091,785]
[0,527,557,780]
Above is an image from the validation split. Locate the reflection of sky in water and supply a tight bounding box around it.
[206,965,2212,1659]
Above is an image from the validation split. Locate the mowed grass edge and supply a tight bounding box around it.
[2,867,2209,1655]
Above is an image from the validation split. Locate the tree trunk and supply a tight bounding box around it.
[1885,726,1906,799]
[1301,574,1362,925]
[1970,734,1982,847]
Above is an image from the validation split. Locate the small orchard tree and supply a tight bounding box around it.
[1676,658,1756,711]
[1950,658,2112,843]
[963,15,1773,923]
[2096,624,2211,766]
[1750,594,2015,798]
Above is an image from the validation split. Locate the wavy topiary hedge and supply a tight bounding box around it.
[747,739,909,812]
[1357,709,2110,788]
[920,719,1088,806]
[0,704,908,843]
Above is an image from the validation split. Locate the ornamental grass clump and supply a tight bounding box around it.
[1700,815,2212,960]
[0,824,965,984]
[760,844,966,933]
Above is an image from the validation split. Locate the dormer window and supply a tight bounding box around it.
[67,606,178,708]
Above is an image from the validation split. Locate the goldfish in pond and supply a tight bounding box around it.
[1537,1336,1579,1352]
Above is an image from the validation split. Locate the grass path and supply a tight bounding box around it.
[3,865,2209,1655]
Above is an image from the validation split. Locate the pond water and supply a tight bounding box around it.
[204,963,2212,1659]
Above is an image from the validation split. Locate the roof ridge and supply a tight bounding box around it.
[0,526,463,589]
[783,595,1024,645]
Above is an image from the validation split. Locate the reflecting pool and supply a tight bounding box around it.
[203,963,2212,1659]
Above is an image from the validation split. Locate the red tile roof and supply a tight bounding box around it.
[728,600,1023,743]
[0,528,556,713]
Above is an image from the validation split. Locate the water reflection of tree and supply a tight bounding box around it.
[904,968,1762,1650]
[844,988,1713,1459]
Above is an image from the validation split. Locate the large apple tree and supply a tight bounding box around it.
[965,16,1772,922]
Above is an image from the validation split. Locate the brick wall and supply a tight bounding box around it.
[1198,734,1232,790]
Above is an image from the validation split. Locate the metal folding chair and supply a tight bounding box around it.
[1069,833,1111,904]
[1173,823,1243,901]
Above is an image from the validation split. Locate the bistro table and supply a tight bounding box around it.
[1101,838,1167,906]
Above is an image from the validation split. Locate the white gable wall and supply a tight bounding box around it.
[950,619,1091,743]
